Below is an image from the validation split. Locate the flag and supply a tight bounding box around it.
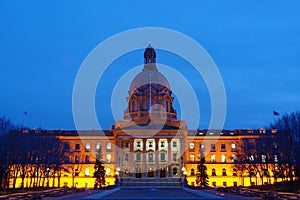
[273,111,279,116]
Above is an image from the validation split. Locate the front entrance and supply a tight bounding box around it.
[135,168,142,178]
[160,167,166,178]
[148,170,154,177]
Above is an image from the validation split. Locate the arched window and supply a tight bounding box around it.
[212,168,216,176]
[132,99,137,112]
[191,168,195,176]
[222,168,227,176]
[233,168,237,176]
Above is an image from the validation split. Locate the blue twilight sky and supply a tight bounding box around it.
[0,1,300,130]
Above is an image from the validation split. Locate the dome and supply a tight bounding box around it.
[129,67,170,93]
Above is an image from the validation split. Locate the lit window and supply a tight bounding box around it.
[173,153,177,162]
[261,154,266,162]
[106,154,111,163]
[274,155,278,162]
[161,141,165,148]
[85,168,90,176]
[106,143,111,150]
[148,153,153,161]
[160,152,165,161]
[189,143,195,150]
[211,154,216,162]
[106,168,111,176]
[96,143,101,150]
[200,144,205,150]
[249,154,254,162]
[221,154,226,163]
[190,154,195,162]
[85,143,91,151]
[172,141,177,148]
[231,143,236,150]
[232,154,236,162]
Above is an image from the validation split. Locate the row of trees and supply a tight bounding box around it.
[0,116,106,190]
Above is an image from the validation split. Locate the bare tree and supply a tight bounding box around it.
[270,111,300,182]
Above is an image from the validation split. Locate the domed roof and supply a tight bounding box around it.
[129,44,170,93]
[129,67,170,92]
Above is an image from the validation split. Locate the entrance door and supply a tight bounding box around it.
[135,168,142,178]
[160,167,166,178]
[148,169,154,177]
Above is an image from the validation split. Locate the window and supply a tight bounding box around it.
[231,143,236,151]
[172,153,177,162]
[172,141,177,148]
[249,154,254,162]
[232,154,236,162]
[221,154,226,163]
[211,154,216,162]
[189,143,195,150]
[75,156,80,163]
[106,168,111,176]
[222,168,227,176]
[124,154,129,162]
[223,182,227,187]
[75,144,80,151]
[64,143,70,151]
[136,153,141,161]
[96,143,101,150]
[124,142,129,148]
[212,182,216,187]
[85,168,90,176]
[191,168,195,176]
[233,182,238,187]
[261,154,266,162]
[210,144,216,151]
[160,141,165,148]
[148,153,154,161]
[221,144,226,151]
[85,143,91,151]
[85,155,90,163]
[212,168,216,176]
[200,144,205,150]
[190,154,195,162]
[148,141,153,148]
[106,143,112,150]
[274,155,278,162]
[136,141,141,148]
[233,168,237,176]
[160,152,166,161]
[106,154,111,163]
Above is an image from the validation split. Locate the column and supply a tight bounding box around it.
[142,138,147,178]
[167,138,172,178]
[129,138,134,178]
[155,138,160,178]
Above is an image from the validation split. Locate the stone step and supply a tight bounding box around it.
[120,177,183,188]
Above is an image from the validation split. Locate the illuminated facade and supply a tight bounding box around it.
[10,45,291,189]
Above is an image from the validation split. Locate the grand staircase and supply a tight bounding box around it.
[120,177,182,188]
